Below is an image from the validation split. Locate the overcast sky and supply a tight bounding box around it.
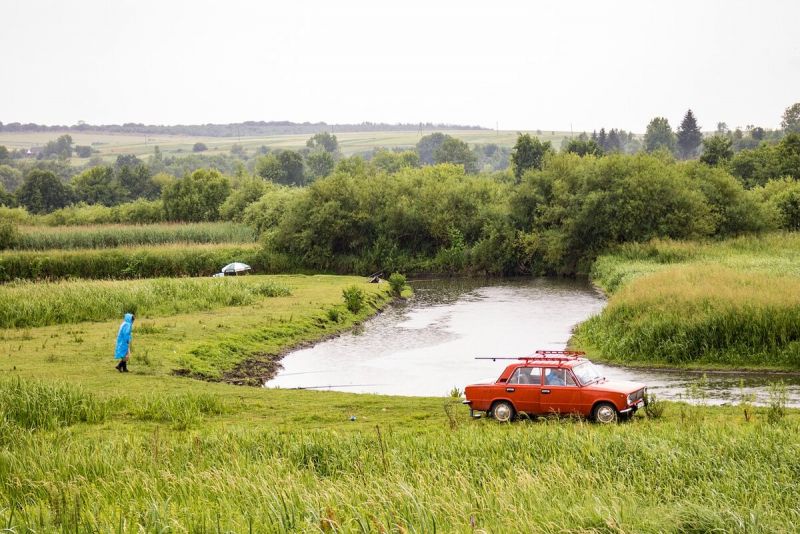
[2,0,798,132]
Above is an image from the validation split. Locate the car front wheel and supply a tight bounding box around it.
[491,401,515,423]
[592,402,619,424]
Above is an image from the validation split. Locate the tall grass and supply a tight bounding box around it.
[0,378,108,430]
[0,417,797,531]
[10,222,255,250]
[576,233,800,368]
[0,243,263,282]
[0,276,291,328]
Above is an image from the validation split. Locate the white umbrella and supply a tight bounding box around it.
[221,262,252,275]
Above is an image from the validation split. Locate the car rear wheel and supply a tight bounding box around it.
[592,402,618,424]
[491,401,515,423]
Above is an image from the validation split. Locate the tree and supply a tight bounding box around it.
[74,145,92,158]
[371,150,419,174]
[699,135,733,166]
[416,133,449,165]
[16,170,72,213]
[41,135,73,159]
[72,166,125,205]
[597,128,608,151]
[434,137,478,173]
[782,102,800,133]
[644,117,676,153]
[114,155,159,201]
[306,132,339,153]
[255,154,286,183]
[676,110,703,159]
[0,165,23,192]
[277,150,306,186]
[511,133,552,181]
[0,146,9,162]
[606,129,622,153]
[564,139,603,157]
[306,151,335,180]
[192,142,208,152]
[161,169,231,222]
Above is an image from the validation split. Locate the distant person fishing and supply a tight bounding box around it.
[114,313,134,372]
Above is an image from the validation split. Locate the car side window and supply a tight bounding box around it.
[509,367,541,385]
[544,368,577,386]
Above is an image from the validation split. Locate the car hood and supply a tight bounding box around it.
[588,379,646,394]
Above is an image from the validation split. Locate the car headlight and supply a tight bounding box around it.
[626,393,633,405]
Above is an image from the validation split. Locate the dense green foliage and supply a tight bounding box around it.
[259,152,784,275]
[162,169,231,222]
[8,222,254,250]
[0,244,262,281]
[644,117,676,153]
[0,276,291,328]
[574,234,800,369]
[16,170,72,214]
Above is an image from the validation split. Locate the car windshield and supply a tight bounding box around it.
[572,362,603,385]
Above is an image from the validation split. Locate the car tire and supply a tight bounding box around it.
[592,402,619,424]
[491,401,515,423]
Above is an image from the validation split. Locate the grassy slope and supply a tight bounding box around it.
[573,233,800,369]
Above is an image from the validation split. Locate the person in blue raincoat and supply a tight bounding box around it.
[115,313,134,372]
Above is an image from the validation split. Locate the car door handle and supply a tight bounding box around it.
[506,387,515,392]
[542,389,551,394]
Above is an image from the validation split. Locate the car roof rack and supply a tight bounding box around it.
[475,350,586,362]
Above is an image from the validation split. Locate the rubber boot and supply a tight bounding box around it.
[121,360,129,373]
[115,360,123,372]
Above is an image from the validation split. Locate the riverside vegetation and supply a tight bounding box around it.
[573,233,800,369]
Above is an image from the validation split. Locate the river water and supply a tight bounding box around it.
[266,278,800,407]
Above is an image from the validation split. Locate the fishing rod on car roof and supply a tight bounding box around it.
[475,350,586,362]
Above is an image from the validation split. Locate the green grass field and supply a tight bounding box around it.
[573,233,800,369]
[0,129,576,165]
[1,229,798,531]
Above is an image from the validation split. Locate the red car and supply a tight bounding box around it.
[463,350,646,423]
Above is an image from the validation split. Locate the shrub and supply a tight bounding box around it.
[342,285,365,313]
[0,220,19,250]
[388,272,407,296]
[767,382,788,424]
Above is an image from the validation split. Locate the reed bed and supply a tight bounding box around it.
[0,243,263,282]
[576,233,800,368]
[0,416,797,532]
[12,222,256,250]
[0,276,291,328]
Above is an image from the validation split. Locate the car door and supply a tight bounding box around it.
[503,367,541,415]
[540,368,581,415]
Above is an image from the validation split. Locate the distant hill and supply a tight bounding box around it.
[0,120,488,137]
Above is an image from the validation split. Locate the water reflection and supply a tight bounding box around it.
[266,277,800,406]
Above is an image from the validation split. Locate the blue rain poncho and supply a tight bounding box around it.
[114,313,134,359]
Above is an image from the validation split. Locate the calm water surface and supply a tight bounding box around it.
[266,278,800,406]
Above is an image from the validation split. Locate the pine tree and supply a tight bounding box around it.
[598,128,607,151]
[606,129,622,152]
[676,109,703,159]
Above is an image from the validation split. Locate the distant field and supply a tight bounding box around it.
[0,129,577,165]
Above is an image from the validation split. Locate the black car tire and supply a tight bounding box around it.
[592,402,619,424]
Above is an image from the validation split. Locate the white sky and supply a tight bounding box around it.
[2,0,798,132]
